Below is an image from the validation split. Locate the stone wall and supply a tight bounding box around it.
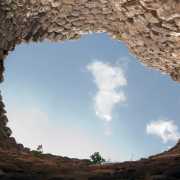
[0,0,180,145]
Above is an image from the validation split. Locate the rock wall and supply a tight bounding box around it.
[0,0,180,145]
[0,141,180,179]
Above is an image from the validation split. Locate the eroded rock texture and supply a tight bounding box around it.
[0,0,180,81]
[0,141,179,179]
[0,0,180,179]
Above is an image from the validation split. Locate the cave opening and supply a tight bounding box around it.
[1,0,180,178]
[1,33,180,162]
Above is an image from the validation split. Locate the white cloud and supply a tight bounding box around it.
[87,61,127,122]
[146,119,180,143]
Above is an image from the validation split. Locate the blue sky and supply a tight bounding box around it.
[1,33,180,161]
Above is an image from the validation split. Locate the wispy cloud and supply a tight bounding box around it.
[87,61,127,122]
[146,119,180,143]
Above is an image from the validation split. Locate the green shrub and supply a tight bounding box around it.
[90,152,105,164]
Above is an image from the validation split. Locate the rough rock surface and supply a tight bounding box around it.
[0,0,180,82]
[0,141,180,179]
[0,0,180,179]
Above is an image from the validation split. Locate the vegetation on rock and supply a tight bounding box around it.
[90,152,105,164]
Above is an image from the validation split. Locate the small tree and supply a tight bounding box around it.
[37,144,43,153]
[90,152,105,164]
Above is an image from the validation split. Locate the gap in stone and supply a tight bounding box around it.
[1,33,180,162]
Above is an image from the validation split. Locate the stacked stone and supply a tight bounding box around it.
[111,0,180,81]
[0,15,11,146]
[0,0,180,82]
[0,95,10,138]
[0,91,27,151]
[0,92,14,149]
